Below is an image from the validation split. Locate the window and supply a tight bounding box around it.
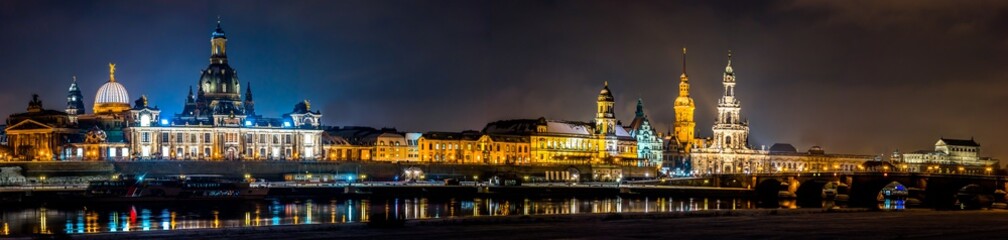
[273,135,279,144]
[177,133,184,143]
[142,132,150,143]
[140,114,151,127]
[204,133,211,142]
[285,135,291,144]
[161,133,169,142]
[191,134,197,143]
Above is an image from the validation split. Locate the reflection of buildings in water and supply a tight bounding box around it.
[3,197,759,235]
[305,200,313,224]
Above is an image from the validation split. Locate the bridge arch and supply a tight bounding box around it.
[795,179,829,208]
[755,178,784,208]
[877,181,908,210]
[848,178,901,208]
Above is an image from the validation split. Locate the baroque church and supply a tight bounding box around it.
[679,51,874,176]
[4,21,323,161]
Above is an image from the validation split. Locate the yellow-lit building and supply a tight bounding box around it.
[321,133,372,161]
[481,82,642,166]
[417,131,483,163]
[5,95,78,161]
[477,134,530,165]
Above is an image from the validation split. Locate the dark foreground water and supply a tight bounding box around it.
[0,197,754,236]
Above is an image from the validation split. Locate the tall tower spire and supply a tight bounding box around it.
[244,82,255,115]
[711,50,749,150]
[680,47,687,79]
[673,47,696,152]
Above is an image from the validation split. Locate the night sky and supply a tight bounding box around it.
[2,1,1007,161]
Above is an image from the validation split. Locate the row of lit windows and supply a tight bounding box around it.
[421,142,530,153]
[152,132,306,145]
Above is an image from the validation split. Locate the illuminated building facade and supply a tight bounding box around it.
[417,131,484,163]
[324,127,424,162]
[415,131,533,165]
[5,95,78,161]
[690,52,875,175]
[691,52,765,174]
[481,83,641,166]
[627,99,662,165]
[894,138,998,174]
[122,22,322,161]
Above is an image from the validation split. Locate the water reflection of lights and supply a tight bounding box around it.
[8,197,752,235]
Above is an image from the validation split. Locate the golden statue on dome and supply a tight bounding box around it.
[109,63,116,82]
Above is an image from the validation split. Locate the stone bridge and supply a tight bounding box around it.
[684,172,1007,209]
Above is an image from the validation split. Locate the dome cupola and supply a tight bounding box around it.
[94,63,131,114]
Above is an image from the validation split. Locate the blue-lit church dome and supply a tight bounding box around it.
[93,63,131,114]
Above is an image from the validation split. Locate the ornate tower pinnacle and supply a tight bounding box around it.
[210,18,228,64]
[635,98,645,118]
[673,47,696,151]
[711,50,749,150]
[680,47,687,79]
[66,75,86,116]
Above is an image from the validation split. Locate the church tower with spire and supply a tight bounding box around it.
[244,82,255,116]
[673,47,696,152]
[66,76,85,122]
[711,51,749,150]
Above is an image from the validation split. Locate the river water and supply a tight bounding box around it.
[0,197,753,236]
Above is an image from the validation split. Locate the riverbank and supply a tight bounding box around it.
[26,208,1007,240]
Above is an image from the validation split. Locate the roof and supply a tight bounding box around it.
[486,134,529,143]
[768,143,797,154]
[614,126,632,138]
[627,116,646,132]
[95,81,130,105]
[939,138,979,147]
[321,133,350,145]
[546,121,592,135]
[598,84,614,102]
[482,119,541,134]
[421,131,482,141]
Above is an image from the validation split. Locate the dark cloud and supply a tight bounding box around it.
[2,0,1008,162]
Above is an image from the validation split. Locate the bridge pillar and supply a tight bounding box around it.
[787,177,800,194]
